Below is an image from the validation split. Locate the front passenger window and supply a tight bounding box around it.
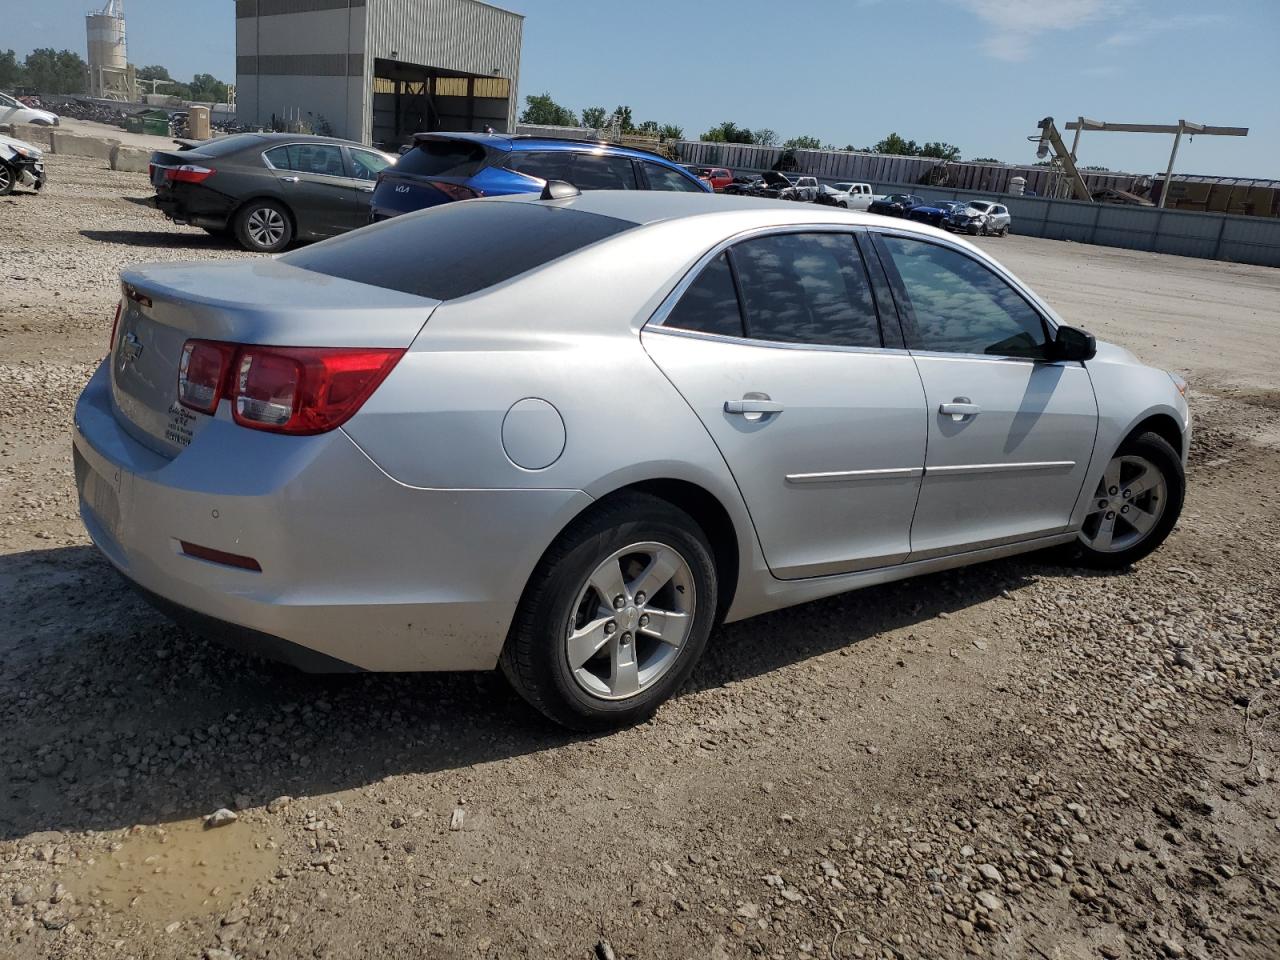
[879,235,1047,358]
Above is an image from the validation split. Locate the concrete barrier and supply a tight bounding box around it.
[8,123,54,148]
[51,131,120,160]
[110,144,151,173]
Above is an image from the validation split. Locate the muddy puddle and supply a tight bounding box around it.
[70,817,279,924]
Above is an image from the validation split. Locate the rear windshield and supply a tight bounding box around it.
[394,139,489,178]
[281,201,635,301]
[188,134,267,158]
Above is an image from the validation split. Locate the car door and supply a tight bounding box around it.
[345,146,393,227]
[263,142,355,238]
[567,152,640,190]
[642,229,928,579]
[872,231,1098,559]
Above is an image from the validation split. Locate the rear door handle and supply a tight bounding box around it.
[939,399,981,421]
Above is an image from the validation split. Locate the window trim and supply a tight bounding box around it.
[869,227,1063,364]
[646,224,907,356]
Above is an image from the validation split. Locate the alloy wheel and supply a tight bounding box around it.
[246,207,286,248]
[0,165,12,193]
[1079,454,1167,553]
[564,542,696,701]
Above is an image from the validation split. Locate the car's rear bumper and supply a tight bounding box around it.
[154,185,236,229]
[72,361,592,672]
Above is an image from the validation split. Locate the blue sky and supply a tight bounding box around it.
[9,0,1277,176]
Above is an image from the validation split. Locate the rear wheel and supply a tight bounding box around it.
[1067,432,1184,568]
[500,493,718,730]
[0,163,14,196]
[234,199,293,252]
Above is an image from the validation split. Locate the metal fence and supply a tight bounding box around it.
[873,183,1280,267]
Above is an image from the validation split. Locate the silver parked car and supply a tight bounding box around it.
[946,200,1012,236]
[73,191,1189,729]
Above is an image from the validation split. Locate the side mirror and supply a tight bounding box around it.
[1050,325,1096,362]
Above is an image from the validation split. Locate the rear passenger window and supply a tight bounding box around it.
[664,254,744,338]
[263,145,290,169]
[642,162,705,193]
[571,154,638,190]
[730,233,882,348]
[506,151,573,182]
[284,143,345,177]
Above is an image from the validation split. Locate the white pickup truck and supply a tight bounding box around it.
[830,182,880,210]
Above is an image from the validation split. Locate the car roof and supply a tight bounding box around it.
[412,131,679,164]
[497,189,974,237]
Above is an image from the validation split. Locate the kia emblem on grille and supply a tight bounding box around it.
[119,332,144,368]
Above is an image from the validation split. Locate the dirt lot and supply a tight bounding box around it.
[1,154,1278,960]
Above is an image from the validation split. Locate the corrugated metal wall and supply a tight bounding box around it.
[363,0,523,139]
[674,141,1142,197]
[870,183,1280,267]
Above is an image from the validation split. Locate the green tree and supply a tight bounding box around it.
[970,156,1003,164]
[919,141,961,160]
[24,48,87,94]
[658,123,684,141]
[519,92,577,126]
[580,105,608,128]
[870,132,919,156]
[753,128,778,147]
[137,64,172,82]
[635,119,659,136]
[0,50,24,89]
[700,121,754,144]
[783,134,823,150]
[188,73,229,103]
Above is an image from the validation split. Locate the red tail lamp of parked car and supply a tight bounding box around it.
[177,339,405,435]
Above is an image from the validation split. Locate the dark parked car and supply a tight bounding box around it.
[866,193,924,217]
[906,200,966,228]
[370,133,709,220]
[148,133,396,252]
[722,170,793,199]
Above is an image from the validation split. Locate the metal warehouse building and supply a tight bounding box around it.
[235,0,523,148]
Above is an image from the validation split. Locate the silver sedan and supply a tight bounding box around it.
[73,190,1189,728]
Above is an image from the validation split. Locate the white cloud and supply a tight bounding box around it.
[1102,12,1227,48]
[952,0,1123,61]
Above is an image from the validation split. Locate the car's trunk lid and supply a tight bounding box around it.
[110,259,439,458]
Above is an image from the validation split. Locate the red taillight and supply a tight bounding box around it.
[429,179,480,202]
[178,339,237,414]
[165,164,214,184]
[109,300,122,353]
[176,341,404,435]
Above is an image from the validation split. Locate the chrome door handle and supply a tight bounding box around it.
[939,399,981,421]
[280,176,300,183]
[725,396,783,422]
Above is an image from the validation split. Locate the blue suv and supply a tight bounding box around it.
[370,133,710,220]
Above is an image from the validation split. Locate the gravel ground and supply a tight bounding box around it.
[1,155,1278,960]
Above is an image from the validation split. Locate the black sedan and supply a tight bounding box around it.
[148,133,395,252]
[906,200,966,228]
[866,193,923,218]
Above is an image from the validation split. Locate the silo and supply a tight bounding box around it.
[86,1,131,99]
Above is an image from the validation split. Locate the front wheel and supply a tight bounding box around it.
[234,199,294,252]
[0,163,14,196]
[1069,432,1184,569]
[500,493,718,730]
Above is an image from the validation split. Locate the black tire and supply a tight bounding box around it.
[967,224,980,236]
[1064,431,1184,569]
[0,162,14,197]
[500,493,719,731]
[233,199,294,253]
[999,225,1010,237]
